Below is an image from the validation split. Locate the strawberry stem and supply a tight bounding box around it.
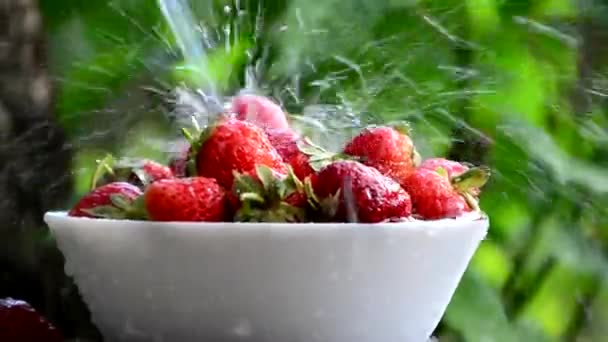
[286,166,303,192]
[128,196,148,220]
[90,154,115,190]
[240,192,265,204]
[233,166,306,222]
[462,192,480,212]
[109,194,132,210]
[299,137,359,171]
[181,117,218,176]
[80,194,147,220]
[387,121,413,136]
[452,166,491,192]
[412,149,422,167]
[181,127,194,142]
[255,165,278,192]
[304,177,320,209]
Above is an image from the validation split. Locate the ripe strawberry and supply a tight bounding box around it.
[418,158,483,197]
[190,118,288,190]
[233,165,307,222]
[144,177,229,222]
[263,128,320,181]
[419,158,469,178]
[231,94,290,130]
[402,167,490,220]
[343,125,420,187]
[263,128,300,160]
[139,160,174,182]
[0,298,62,342]
[93,155,174,189]
[308,160,412,223]
[68,182,143,219]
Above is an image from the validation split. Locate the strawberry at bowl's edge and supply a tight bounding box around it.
[45,210,488,228]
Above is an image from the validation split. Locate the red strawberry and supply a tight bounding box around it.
[402,167,490,220]
[92,155,174,189]
[263,128,317,181]
[263,128,300,159]
[343,125,420,187]
[69,182,143,219]
[419,158,469,178]
[0,298,62,342]
[139,160,174,182]
[191,118,288,190]
[284,190,308,209]
[308,160,412,223]
[144,177,229,222]
[231,94,290,130]
[418,158,483,197]
[233,165,307,222]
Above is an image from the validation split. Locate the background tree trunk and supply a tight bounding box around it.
[0,0,100,339]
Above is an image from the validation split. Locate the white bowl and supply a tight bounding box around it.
[44,211,489,342]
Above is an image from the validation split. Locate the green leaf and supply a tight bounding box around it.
[470,242,513,289]
[519,265,596,339]
[171,38,251,91]
[452,166,491,191]
[90,154,115,190]
[304,177,320,209]
[444,271,541,342]
[503,123,608,194]
[81,206,124,219]
[297,138,336,165]
[529,218,608,279]
[109,194,132,210]
[181,127,195,143]
[465,0,500,36]
[276,182,288,199]
[232,171,263,195]
[320,189,341,218]
[255,165,277,192]
[532,0,578,18]
[57,44,151,133]
[239,192,266,204]
[278,202,307,222]
[127,196,148,220]
[386,121,413,136]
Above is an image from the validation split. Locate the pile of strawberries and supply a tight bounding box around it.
[69,94,490,223]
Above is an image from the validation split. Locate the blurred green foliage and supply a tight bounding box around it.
[39,0,608,340]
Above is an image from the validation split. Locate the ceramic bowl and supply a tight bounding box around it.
[44,211,489,342]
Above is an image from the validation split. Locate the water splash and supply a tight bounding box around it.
[158,0,205,67]
[158,0,222,115]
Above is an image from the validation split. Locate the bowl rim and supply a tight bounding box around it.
[45,211,488,231]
